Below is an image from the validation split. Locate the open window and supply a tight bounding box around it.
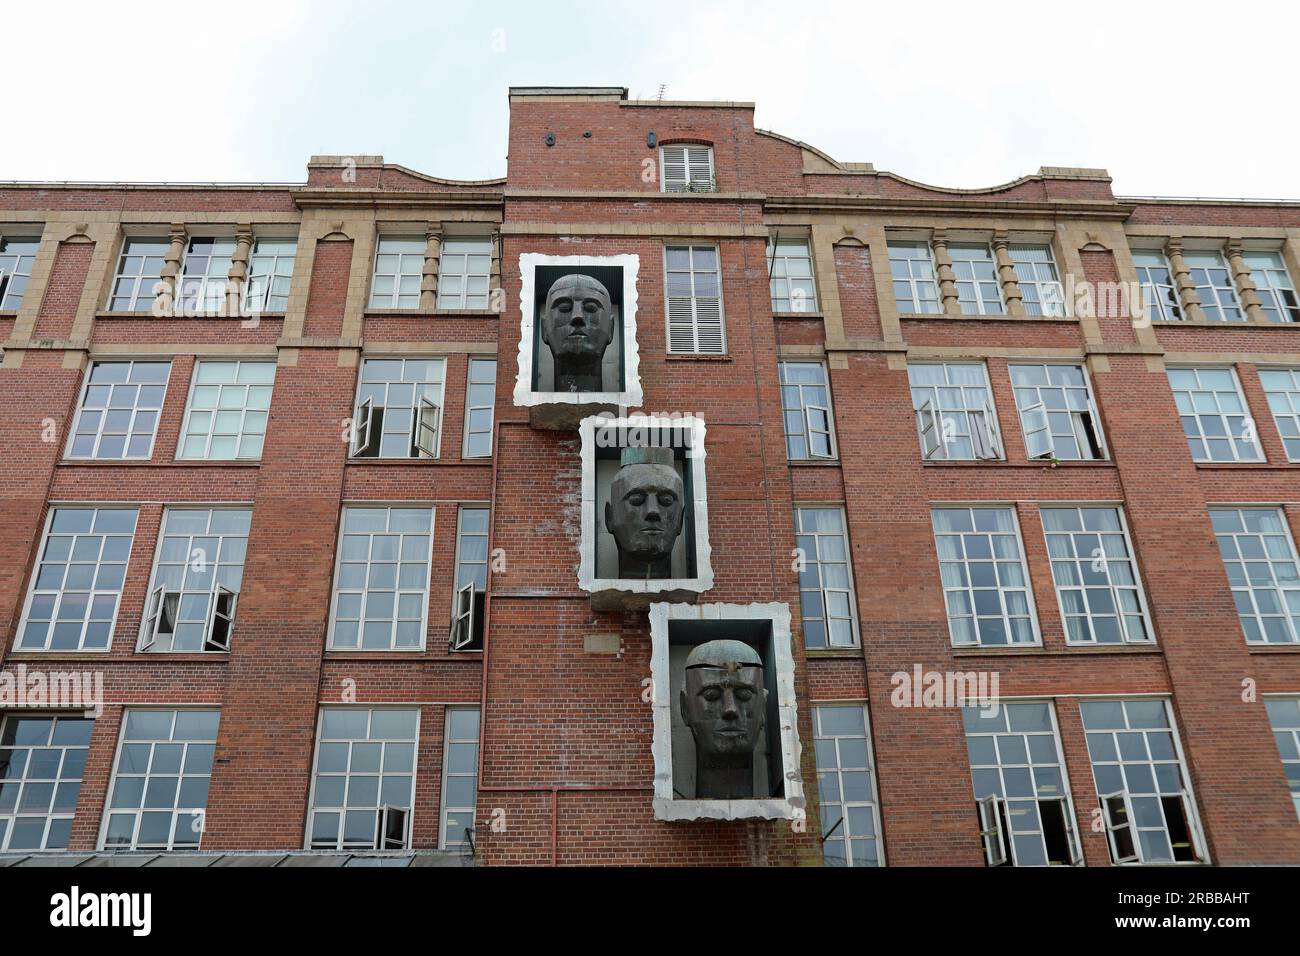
[1074,404,1106,459]
[350,396,377,457]
[804,403,835,459]
[977,795,1008,866]
[1100,790,1139,864]
[205,585,237,652]
[450,581,477,651]
[141,585,178,651]
[1165,790,1205,863]
[375,805,408,850]
[1039,795,1083,865]
[413,397,440,458]
[1021,402,1054,459]
[969,404,1002,460]
[918,399,941,459]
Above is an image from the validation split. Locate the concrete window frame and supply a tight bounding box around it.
[648,601,804,822]
[514,253,643,427]
[577,414,713,607]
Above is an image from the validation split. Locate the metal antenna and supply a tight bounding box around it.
[656,84,667,101]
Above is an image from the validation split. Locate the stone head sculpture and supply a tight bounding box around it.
[604,446,685,579]
[679,639,768,799]
[540,273,614,392]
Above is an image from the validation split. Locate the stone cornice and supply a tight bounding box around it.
[764,194,1137,220]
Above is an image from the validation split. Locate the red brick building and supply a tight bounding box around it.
[1,85,1298,866]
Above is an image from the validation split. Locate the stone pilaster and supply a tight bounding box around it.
[992,232,1025,317]
[227,225,254,316]
[420,222,443,311]
[1224,240,1265,323]
[157,223,187,315]
[1165,237,1204,322]
[931,230,960,316]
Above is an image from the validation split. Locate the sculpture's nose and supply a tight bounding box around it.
[721,690,739,719]
[570,312,586,329]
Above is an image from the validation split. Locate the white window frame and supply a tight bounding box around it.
[0,713,94,853]
[949,242,1005,316]
[176,359,276,461]
[963,701,1083,867]
[1185,249,1245,322]
[65,360,171,461]
[664,244,726,354]
[327,505,435,652]
[0,234,39,311]
[1010,244,1066,317]
[135,506,252,654]
[242,238,296,314]
[304,707,421,851]
[462,357,496,459]
[1041,505,1155,646]
[1167,366,1263,463]
[1245,251,1300,323]
[438,706,480,850]
[767,238,818,313]
[177,236,236,315]
[812,703,885,867]
[794,505,860,649]
[349,356,447,459]
[14,505,138,653]
[659,144,715,193]
[908,362,1004,461]
[107,237,169,312]
[1009,363,1107,461]
[931,505,1041,648]
[1258,367,1300,462]
[887,240,942,315]
[369,236,425,310]
[97,708,220,851]
[1264,696,1300,822]
[450,506,489,652]
[435,237,493,310]
[1080,697,1208,865]
[1210,506,1300,645]
[1131,249,1182,322]
[779,361,837,461]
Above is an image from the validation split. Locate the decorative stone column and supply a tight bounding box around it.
[1225,239,1265,323]
[490,232,503,312]
[992,232,1025,317]
[420,222,443,312]
[157,223,187,315]
[1165,237,1205,322]
[931,230,961,315]
[227,225,254,316]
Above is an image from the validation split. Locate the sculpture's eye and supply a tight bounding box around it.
[626,492,647,506]
[701,689,722,702]
[554,298,573,312]
[657,493,676,507]
[583,299,600,313]
[735,689,753,702]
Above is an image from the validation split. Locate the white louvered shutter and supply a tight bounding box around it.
[661,146,688,192]
[665,246,725,354]
[661,145,714,192]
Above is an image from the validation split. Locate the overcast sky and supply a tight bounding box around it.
[7,0,1296,199]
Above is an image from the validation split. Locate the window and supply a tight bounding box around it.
[440,707,480,849]
[768,239,818,313]
[178,360,275,460]
[1041,506,1153,644]
[1245,251,1300,323]
[462,358,496,458]
[1080,699,1205,864]
[1132,249,1181,322]
[177,237,235,314]
[794,506,858,649]
[1210,507,1300,645]
[1259,368,1300,461]
[101,709,219,850]
[1186,250,1244,322]
[1011,244,1065,317]
[780,361,836,460]
[950,243,1003,315]
[659,144,714,192]
[308,708,419,850]
[1265,698,1300,821]
[329,506,434,651]
[1009,364,1105,460]
[908,362,1002,461]
[108,238,168,312]
[964,702,1080,867]
[888,241,941,314]
[436,238,492,310]
[67,360,170,460]
[243,238,296,313]
[17,507,137,652]
[350,357,445,459]
[1167,367,1262,462]
[0,715,93,852]
[450,508,488,651]
[139,508,250,653]
[369,237,424,309]
[813,705,882,867]
[0,236,38,311]
[665,245,724,354]
[932,507,1037,647]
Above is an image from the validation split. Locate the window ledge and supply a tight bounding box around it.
[345,457,491,467]
[0,310,17,318]
[1246,643,1300,654]
[322,651,478,660]
[5,650,112,658]
[805,648,862,658]
[664,353,733,362]
[952,643,1162,657]
[94,310,284,321]
[432,309,499,318]
[1192,461,1287,470]
[921,458,1114,468]
[131,652,230,662]
[788,459,841,468]
[898,311,1078,323]
[1151,319,1295,329]
[59,458,261,468]
[773,311,824,320]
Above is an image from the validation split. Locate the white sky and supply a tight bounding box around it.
[7,0,1297,199]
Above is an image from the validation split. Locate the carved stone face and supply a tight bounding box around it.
[541,274,614,360]
[604,459,685,565]
[679,641,767,758]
